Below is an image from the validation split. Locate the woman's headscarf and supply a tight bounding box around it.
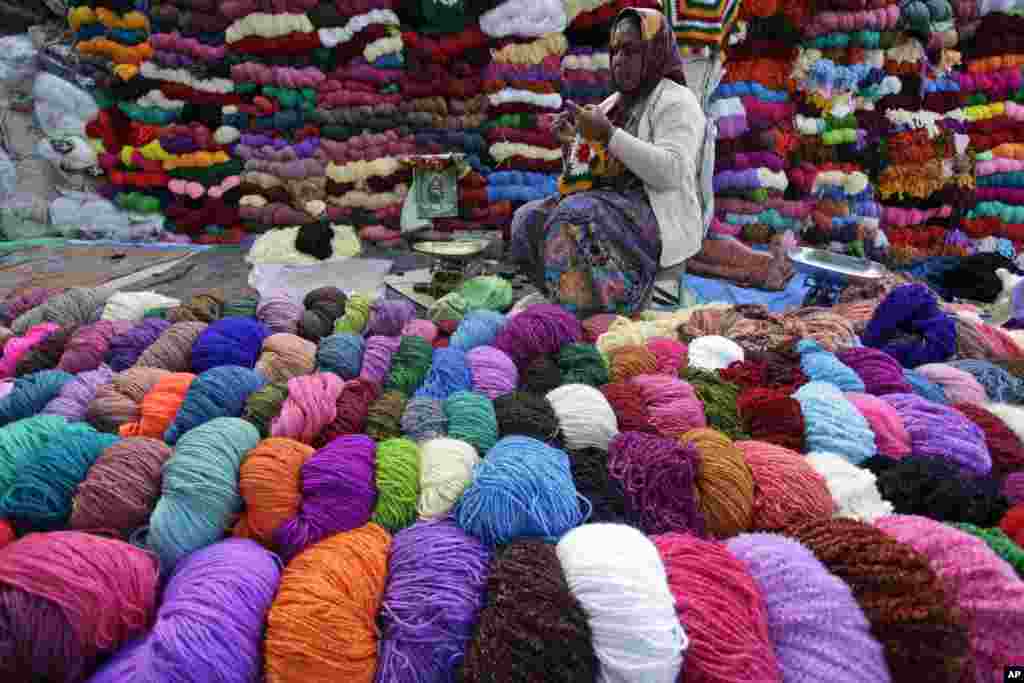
[608,8,688,123]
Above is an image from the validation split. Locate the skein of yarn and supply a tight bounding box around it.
[793,381,878,465]
[451,310,506,351]
[58,320,133,374]
[557,523,685,683]
[417,437,480,520]
[0,414,69,497]
[13,327,70,376]
[359,335,401,386]
[264,524,391,683]
[415,347,473,400]
[443,390,498,455]
[134,321,208,372]
[317,332,366,379]
[682,428,756,538]
[100,291,179,322]
[42,365,115,422]
[299,287,348,341]
[12,287,109,336]
[632,374,707,438]
[163,365,267,444]
[385,335,433,395]
[880,393,992,476]
[843,392,912,459]
[0,369,74,426]
[492,391,561,444]
[86,367,168,433]
[366,298,417,337]
[371,438,420,533]
[559,342,610,387]
[255,333,318,383]
[736,440,835,530]
[465,345,518,399]
[234,437,314,547]
[0,323,60,378]
[257,293,304,335]
[546,383,619,451]
[243,382,290,436]
[119,372,195,439]
[190,317,271,373]
[805,452,895,522]
[494,303,582,368]
[87,538,281,683]
[271,372,345,444]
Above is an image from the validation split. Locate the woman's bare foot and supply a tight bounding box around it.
[761,237,795,291]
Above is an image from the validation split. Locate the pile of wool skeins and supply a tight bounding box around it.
[0,277,1023,682]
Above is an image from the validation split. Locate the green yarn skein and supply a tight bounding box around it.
[458,276,513,313]
[681,367,749,441]
[371,438,421,533]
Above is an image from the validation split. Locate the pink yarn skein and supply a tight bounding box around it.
[0,323,60,378]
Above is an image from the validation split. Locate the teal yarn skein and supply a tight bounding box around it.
[444,391,498,455]
[164,366,267,445]
[792,381,877,465]
[796,340,865,393]
[456,435,588,546]
[0,369,74,427]
[0,414,68,498]
[148,417,260,574]
[0,424,117,532]
[316,333,365,379]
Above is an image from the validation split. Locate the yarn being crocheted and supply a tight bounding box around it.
[736,440,834,530]
[163,366,267,445]
[880,393,992,476]
[0,369,73,427]
[465,346,518,399]
[737,387,807,452]
[371,438,420,533]
[844,392,912,458]
[876,515,1024,681]
[546,383,619,450]
[492,391,560,444]
[681,367,747,440]
[257,294,303,335]
[415,348,473,400]
[378,518,491,682]
[107,318,172,371]
[0,531,158,683]
[836,346,913,395]
[914,363,988,403]
[450,310,506,351]
[456,435,585,546]
[726,533,891,683]
[444,390,498,455]
[87,538,281,683]
[874,456,1009,526]
[902,368,949,403]
[42,365,114,422]
[949,359,1024,403]
[148,418,260,573]
[461,538,596,683]
[367,298,417,337]
[805,452,894,522]
[862,283,956,367]
[190,317,270,373]
[682,428,755,538]
[273,434,377,562]
[233,437,313,547]
[494,303,581,368]
[607,431,704,536]
[384,335,433,395]
[556,524,685,682]
[557,342,609,387]
[784,517,969,683]
[271,373,345,445]
[135,321,208,372]
[954,402,1024,478]
[793,381,877,465]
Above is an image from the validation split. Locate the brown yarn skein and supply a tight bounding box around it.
[255,333,317,384]
[608,345,658,383]
[680,428,755,538]
[166,291,224,323]
[134,321,207,371]
[86,367,169,433]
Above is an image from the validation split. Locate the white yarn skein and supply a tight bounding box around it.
[557,524,686,683]
[417,438,480,520]
[101,292,181,322]
[546,383,619,451]
[805,452,893,522]
[688,335,745,370]
[480,0,567,37]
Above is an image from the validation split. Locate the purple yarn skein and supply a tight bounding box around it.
[360,335,401,386]
[880,393,992,476]
[835,347,913,396]
[494,303,582,369]
[862,284,956,368]
[42,365,115,421]
[274,434,377,561]
[107,319,172,371]
[367,299,417,337]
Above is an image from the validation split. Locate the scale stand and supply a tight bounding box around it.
[411,239,492,299]
[802,273,848,307]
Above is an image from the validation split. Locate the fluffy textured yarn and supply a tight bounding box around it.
[451,310,506,351]
[914,363,988,404]
[190,317,271,373]
[443,391,498,455]
[371,438,420,533]
[494,303,581,368]
[465,346,518,399]
[163,365,267,444]
[793,381,877,465]
[873,456,1009,527]
[546,383,618,451]
[42,365,115,422]
[0,369,74,427]
[954,402,1024,477]
[836,346,912,395]
[805,452,894,522]
[736,440,834,530]
[844,392,912,458]
[949,359,1024,403]
[683,428,755,538]
[417,437,480,520]
[862,283,956,367]
[233,437,314,547]
[271,373,345,445]
[415,348,473,400]
[255,333,317,384]
[880,393,992,476]
[902,368,949,404]
[797,339,866,392]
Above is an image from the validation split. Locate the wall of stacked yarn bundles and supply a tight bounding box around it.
[1,277,1024,681]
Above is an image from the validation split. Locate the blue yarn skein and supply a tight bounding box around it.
[796,339,865,392]
[415,348,473,401]
[903,369,949,404]
[862,283,956,368]
[949,359,1024,403]
[455,435,588,546]
[164,366,267,445]
[450,311,506,351]
[316,333,365,379]
[792,381,877,465]
[190,317,271,373]
[0,369,74,427]
[0,424,116,533]
[149,417,260,574]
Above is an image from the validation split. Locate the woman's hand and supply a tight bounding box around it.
[566,100,614,145]
[550,110,576,145]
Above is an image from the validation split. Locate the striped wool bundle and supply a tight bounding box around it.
[954,523,1024,578]
[557,343,609,387]
[954,402,1024,477]
[737,387,806,452]
[69,436,172,536]
[12,327,69,376]
[843,392,912,459]
[797,340,865,392]
[805,452,894,522]
[902,368,949,404]
[190,317,271,373]
[736,440,834,530]
[607,431,704,536]
[100,291,179,322]
[876,515,1024,680]
[681,368,746,440]
[682,428,756,538]
[607,344,657,383]
[0,323,60,378]
[119,372,194,439]
[0,424,116,533]
[166,292,224,324]
[631,374,706,439]
[457,436,584,546]
[148,418,260,573]
[546,383,619,450]
[600,381,655,433]
[465,346,518,399]
[0,531,158,683]
[271,373,345,444]
[400,396,447,443]
[371,438,420,533]
[274,434,377,562]
[654,532,782,683]
[243,383,289,437]
[87,539,281,683]
[0,369,74,427]
[257,294,304,335]
[726,533,891,683]
[0,414,68,498]
[255,333,317,384]
[443,391,498,455]
[134,321,208,371]
[334,294,372,335]
[359,335,402,386]
[234,437,314,547]
[873,457,1009,527]
[521,354,562,394]
[163,366,267,445]
[492,391,560,444]
[378,518,491,682]
[494,303,582,368]
[914,363,988,404]
[836,347,913,395]
[793,382,877,465]
[785,518,969,682]
[950,359,1024,403]
[42,364,115,422]
[57,320,133,374]
[86,367,168,433]
[418,437,480,520]
[880,393,992,476]
[265,524,391,683]
[317,334,366,381]
[450,311,506,351]
[462,538,597,683]
[415,348,473,400]
[557,524,685,683]
[366,298,417,337]
[647,337,688,375]
[367,391,408,442]
[384,335,433,395]
[300,287,348,341]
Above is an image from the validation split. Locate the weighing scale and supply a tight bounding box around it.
[788,247,888,306]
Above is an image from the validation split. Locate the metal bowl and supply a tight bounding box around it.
[787,247,888,284]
